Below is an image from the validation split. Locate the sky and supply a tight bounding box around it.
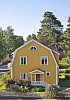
[0,0,70,40]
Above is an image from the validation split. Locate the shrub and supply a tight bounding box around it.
[31,87,45,92]
[59,64,69,69]
[6,79,31,92]
[65,69,70,73]
[65,75,70,79]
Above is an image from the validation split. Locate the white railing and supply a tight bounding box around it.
[31,81,50,87]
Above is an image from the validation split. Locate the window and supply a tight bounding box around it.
[20,56,27,65]
[40,56,48,65]
[29,46,37,50]
[46,72,50,76]
[20,73,27,80]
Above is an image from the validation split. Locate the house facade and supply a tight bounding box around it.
[11,39,59,86]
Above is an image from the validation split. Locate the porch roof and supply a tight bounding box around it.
[30,68,45,74]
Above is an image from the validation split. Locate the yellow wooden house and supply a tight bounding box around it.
[11,39,59,87]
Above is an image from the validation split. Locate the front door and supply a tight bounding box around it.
[36,74,40,81]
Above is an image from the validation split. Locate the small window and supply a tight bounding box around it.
[29,46,37,50]
[40,56,48,65]
[20,56,27,65]
[46,72,50,76]
[20,73,27,80]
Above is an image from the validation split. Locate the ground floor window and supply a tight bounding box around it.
[20,73,27,79]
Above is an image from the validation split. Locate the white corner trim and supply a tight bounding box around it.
[50,50,59,86]
[56,66,58,86]
[11,50,17,78]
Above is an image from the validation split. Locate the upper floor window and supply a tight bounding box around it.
[29,46,37,50]
[40,56,48,65]
[20,73,27,80]
[20,56,27,65]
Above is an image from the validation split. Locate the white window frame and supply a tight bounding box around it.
[20,73,27,80]
[46,72,50,76]
[29,46,37,50]
[40,56,48,65]
[20,56,27,65]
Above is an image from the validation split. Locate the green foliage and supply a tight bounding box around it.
[37,11,63,50]
[59,79,70,87]
[26,34,37,41]
[6,79,31,92]
[59,57,70,69]
[65,75,70,79]
[2,71,11,83]
[65,69,70,73]
[60,17,70,57]
[0,26,24,61]
[31,87,45,92]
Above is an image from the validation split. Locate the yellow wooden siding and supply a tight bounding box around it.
[12,41,56,84]
[52,51,59,64]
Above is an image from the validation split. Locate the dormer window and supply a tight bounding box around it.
[29,46,37,50]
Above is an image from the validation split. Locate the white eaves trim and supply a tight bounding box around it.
[52,50,60,55]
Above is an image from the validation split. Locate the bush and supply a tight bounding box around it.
[31,87,45,92]
[6,79,31,92]
[65,69,70,73]
[59,64,69,69]
[65,75,70,79]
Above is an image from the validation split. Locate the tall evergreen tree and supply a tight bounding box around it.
[60,17,70,57]
[37,11,63,50]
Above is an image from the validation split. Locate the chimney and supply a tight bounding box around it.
[41,35,46,45]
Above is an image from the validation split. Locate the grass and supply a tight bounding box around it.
[0,81,6,90]
[59,79,70,87]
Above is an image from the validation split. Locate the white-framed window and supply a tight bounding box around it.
[20,56,27,65]
[20,73,27,80]
[46,72,50,76]
[40,56,48,65]
[29,46,37,50]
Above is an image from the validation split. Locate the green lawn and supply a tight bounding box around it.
[59,79,70,87]
[0,81,6,90]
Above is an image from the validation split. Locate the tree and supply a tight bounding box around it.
[3,26,15,54]
[60,17,70,57]
[0,26,24,62]
[0,27,6,61]
[37,11,63,50]
[26,34,37,41]
[13,35,24,50]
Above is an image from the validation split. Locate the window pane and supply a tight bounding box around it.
[45,57,47,64]
[30,47,33,50]
[21,73,27,79]
[42,59,44,64]
[24,73,25,79]
[34,47,36,50]
[24,57,26,64]
[21,57,23,64]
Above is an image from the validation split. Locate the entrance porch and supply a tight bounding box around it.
[30,69,48,87]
